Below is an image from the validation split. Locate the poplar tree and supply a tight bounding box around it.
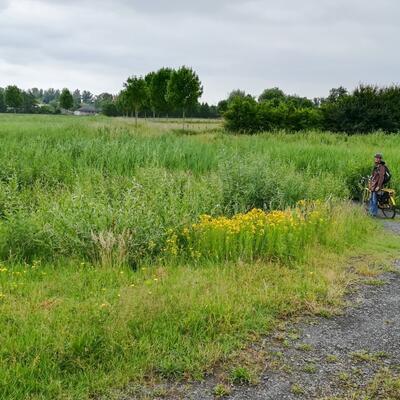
[124,76,148,126]
[166,66,203,128]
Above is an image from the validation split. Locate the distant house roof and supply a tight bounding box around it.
[77,105,97,113]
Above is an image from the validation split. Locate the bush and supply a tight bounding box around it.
[321,85,400,134]
[224,84,400,134]
[225,97,322,133]
[101,102,119,117]
[224,96,259,133]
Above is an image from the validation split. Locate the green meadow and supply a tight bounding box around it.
[0,114,399,399]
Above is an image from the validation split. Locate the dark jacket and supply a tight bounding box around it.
[369,162,386,192]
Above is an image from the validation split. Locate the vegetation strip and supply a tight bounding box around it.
[1,206,397,399]
[0,117,399,399]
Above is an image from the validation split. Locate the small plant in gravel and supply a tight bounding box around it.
[316,308,334,318]
[291,383,305,395]
[288,331,300,340]
[213,383,231,397]
[351,350,388,363]
[151,387,168,397]
[338,372,350,382]
[351,366,364,376]
[281,364,293,374]
[326,354,339,363]
[364,279,386,286]
[364,368,400,399]
[229,367,254,385]
[302,363,317,374]
[283,339,291,348]
[297,343,313,352]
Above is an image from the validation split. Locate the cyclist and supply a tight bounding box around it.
[369,153,388,217]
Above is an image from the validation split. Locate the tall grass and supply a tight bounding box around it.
[0,114,399,265]
[1,115,400,399]
[1,204,396,400]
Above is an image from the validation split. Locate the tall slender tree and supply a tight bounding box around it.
[21,90,37,113]
[146,68,173,118]
[59,88,74,110]
[43,88,57,104]
[124,76,148,126]
[116,90,129,117]
[166,66,203,128]
[72,89,82,109]
[145,71,156,118]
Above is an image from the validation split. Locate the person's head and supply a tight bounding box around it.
[374,153,383,164]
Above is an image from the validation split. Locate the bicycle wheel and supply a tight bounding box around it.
[381,206,396,219]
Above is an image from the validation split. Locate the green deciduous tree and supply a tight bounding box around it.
[258,87,286,104]
[43,88,59,104]
[0,88,6,112]
[59,88,74,110]
[5,85,22,111]
[124,76,148,126]
[72,89,82,109]
[224,96,259,133]
[30,88,43,100]
[321,85,400,134]
[326,86,348,103]
[217,99,228,115]
[147,68,173,118]
[81,90,94,104]
[144,71,156,118]
[166,66,203,127]
[224,93,322,133]
[95,93,114,111]
[21,90,38,113]
[101,102,119,117]
[116,90,130,117]
[227,89,247,102]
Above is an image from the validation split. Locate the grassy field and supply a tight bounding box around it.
[0,114,400,399]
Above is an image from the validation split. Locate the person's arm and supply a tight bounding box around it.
[376,165,385,190]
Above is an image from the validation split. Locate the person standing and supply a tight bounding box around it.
[369,153,387,217]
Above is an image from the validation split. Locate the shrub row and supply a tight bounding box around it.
[224,85,400,134]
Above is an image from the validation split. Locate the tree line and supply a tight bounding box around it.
[3,76,400,134]
[0,66,220,120]
[116,66,206,125]
[222,85,400,134]
[0,86,108,114]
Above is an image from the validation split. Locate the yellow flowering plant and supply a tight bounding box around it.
[164,201,332,264]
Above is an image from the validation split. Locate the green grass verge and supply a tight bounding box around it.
[1,213,399,399]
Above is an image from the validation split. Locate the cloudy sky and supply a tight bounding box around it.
[0,0,399,103]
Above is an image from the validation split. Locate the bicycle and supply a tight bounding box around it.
[361,179,397,219]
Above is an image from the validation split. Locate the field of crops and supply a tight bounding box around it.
[1,114,400,399]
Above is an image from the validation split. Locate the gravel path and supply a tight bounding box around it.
[120,220,400,400]
[184,220,400,400]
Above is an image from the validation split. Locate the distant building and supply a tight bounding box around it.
[74,105,97,116]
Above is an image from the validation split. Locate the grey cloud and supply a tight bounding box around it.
[0,0,10,11]
[36,0,242,14]
[0,0,400,103]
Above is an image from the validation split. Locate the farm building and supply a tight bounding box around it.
[74,105,97,116]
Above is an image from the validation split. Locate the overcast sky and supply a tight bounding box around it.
[0,0,399,103]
